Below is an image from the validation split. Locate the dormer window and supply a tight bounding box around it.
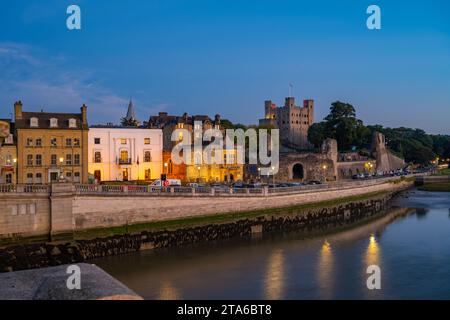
[30,117,38,128]
[50,118,58,128]
[68,118,77,128]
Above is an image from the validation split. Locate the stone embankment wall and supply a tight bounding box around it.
[0,179,413,242]
[1,191,398,272]
[73,180,411,230]
[415,175,450,185]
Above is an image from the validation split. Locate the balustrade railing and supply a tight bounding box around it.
[1,175,417,196]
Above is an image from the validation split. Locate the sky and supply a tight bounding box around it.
[0,0,449,134]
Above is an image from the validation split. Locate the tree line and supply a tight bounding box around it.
[308,101,450,165]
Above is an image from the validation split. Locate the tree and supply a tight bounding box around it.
[308,122,327,148]
[120,117,139,127]
[308,101,368,151]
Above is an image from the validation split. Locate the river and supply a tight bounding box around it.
[95,189,450,299]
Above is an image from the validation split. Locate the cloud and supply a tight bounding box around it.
[0,42,129,124]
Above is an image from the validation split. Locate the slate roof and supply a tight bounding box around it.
[15,111,84,130]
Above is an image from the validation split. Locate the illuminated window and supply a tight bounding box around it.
[144,138,151,144]
[121,139,127,145]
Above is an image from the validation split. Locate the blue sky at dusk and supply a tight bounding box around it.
[0,0,449,133]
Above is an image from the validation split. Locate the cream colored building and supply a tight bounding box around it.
[186,149,243,183]
[88,127,163,182]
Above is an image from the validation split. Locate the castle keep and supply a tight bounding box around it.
[259,97,314,150]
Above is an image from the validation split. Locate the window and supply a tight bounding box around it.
[145,169,151,181]
[74,172,80,183]
[4,134,13,144]
[168,160,173,174]
[144,151,152,162]
[27,154,33,166]
[120,150,129,163]
[68,118,77,128]
[73,138,80,146]
[50,118,58,127]
[94,138,101,144]
[35,154,42,166]
[30,117,38,127]
[94,151,102,163]
[51,154,57,165]
[35,173,42,184]
[66,172,72,181]
[26,138,33,146]
[26,173,33,184]
[5,174,12,184]
[66,138,72,147]
[74,154,80,165]
[51,138,57,147]
[121,139,127,145]
[35,138,42,147]
[66,154,72,165]
[144,138,151,145]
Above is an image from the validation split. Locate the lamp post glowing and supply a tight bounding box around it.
[59,157,64,181]
[322,164,327,183]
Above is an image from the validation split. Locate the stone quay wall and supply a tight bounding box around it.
[0,191,400,272]
[0,178,413,243]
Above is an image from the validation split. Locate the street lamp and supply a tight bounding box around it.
[322,164,328,183]
[197,166,201,183]
[59,157,64,181]
[257,167,261,181]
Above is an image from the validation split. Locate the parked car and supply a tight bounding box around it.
[151,179,181,187]
[307,180,322,185]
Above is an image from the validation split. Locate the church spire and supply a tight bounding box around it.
[125,97,138,122]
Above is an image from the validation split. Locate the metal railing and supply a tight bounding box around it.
[0,175,419,197]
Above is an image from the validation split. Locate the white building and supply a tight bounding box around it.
[88,127,163,182]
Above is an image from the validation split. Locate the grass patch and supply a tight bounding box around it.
[74,190,394,240]
[418,182,450,192]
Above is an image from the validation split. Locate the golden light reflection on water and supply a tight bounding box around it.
[317,240,334,299]
[158,280,181,300]
[264,248,285,300]
[365,234,380,267]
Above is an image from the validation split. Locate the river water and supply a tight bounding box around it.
[96,190,450,299]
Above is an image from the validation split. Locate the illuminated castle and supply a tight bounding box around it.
[259,96,314,150]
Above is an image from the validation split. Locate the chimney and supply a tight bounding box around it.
[81,104,87,126]
[14,101,23,121]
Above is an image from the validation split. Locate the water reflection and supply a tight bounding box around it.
[264,248,285,300]
[365,234,380,267]
[317,240,334,299]
[415,208,429,220]
[158,280,181,300]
